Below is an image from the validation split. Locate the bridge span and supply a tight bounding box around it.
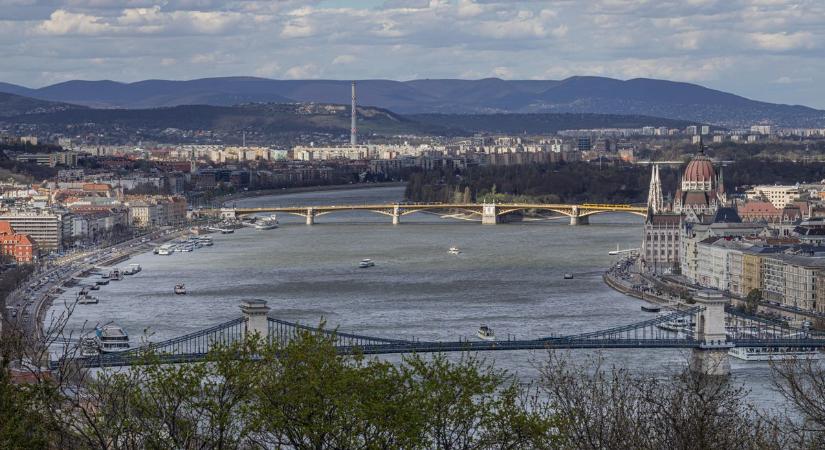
[204,202,647,225]
[55,291,825,376]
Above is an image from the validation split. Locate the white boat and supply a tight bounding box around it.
[656,316,694,332]
[358,259,375,268]
[157,244,174,255]
[96,325,130,353]
[563,273,574,280]
[89,283,100,291]
[729,346,819,361]
[77,294,99,305]
[174,284,187,295]
[477,324,496,341]
[255,217,279,230]
[448,246,461,255]
[79,337,100,357]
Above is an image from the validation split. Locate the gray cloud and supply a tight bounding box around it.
[0,0,823,107]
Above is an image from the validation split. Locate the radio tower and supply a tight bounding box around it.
[350,81,357,148]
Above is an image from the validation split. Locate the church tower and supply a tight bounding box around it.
[647,164,664,214]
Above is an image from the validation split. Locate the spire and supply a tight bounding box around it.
[647,163,664,214]
[697,134,704,155]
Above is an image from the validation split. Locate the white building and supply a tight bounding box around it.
[745,185,802,209]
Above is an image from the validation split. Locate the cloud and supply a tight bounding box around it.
[37,9,111,35]
[254,61,281,77]
[748,31,815,51]
[283,63,320,79]
[332,54,356,65]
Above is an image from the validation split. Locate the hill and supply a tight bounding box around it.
[0,92,86,117]
[1,76,823,127]
[2,100,704,138]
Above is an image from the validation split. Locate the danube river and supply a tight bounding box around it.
[50,186,783,411]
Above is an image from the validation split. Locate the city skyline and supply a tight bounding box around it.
[0,0,823,108]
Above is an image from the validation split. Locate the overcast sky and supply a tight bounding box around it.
[1,0,823,108]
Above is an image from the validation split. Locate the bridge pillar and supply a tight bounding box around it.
[482,203,498,225]
[240,299,270,341]
[306,208,315,225]
[569,206,589,225]
[690,290,732,376]
[392,204,401,225]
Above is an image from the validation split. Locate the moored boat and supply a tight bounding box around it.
[641,304,662,313]
[729,346,819,361]
[96,325,130,353]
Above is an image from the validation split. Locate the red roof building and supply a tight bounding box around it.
[0,220,37,263]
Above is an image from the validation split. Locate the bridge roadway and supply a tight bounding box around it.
[209,202,648,225]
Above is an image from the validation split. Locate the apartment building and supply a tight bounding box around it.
[745,185,803,209]
[0,211,71,251]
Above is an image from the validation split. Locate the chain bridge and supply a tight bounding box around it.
[204,202,647,226]
[55,292,825,376]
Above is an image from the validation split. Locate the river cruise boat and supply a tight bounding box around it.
[157,244,174,255]
[96,325,130,353]
[77,294,99,305]
[255,216,279,230]
[477,325,496,341]
[174,284,187,295]
[656,316,694,333]
[359,259,375,268]
[448,246,461,255]
[729,346,819,361]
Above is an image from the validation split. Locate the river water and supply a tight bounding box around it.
[50,186,785,413]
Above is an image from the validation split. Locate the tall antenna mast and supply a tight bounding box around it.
[350,81,357,148]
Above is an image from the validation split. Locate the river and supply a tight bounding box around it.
[49,186,785,413]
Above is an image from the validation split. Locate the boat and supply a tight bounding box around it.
[477,324,496,341]
[79,337,100,357]
[254,217,279,230]
[109,269,123,281]
[641,304,662,313]
[200,238,214,246]
[79,286,90,296]
[729,346,819,361]
[90,283,100,291]
[123,263,142,275]
[219,228,234,234]
[77,294,99,305]
[448,246,461,255]
[564,273,574,280]
[101,272,110,279]
[174,284,187,295]
[656,316,695,332]
[157,244,174,255]
[96,325,130,353]
[358,259,375,268]
[95,279,109,286]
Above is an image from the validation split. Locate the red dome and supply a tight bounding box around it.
[683,155,715,183]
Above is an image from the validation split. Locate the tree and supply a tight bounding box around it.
[745,289,762,315]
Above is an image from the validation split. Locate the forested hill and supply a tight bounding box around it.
[405,161,825,204]
[409,113,694,134]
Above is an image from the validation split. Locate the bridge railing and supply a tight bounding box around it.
[267,317,415,348]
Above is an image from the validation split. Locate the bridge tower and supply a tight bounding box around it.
[690,290,733,376]
[392,204,401,225]
[482,203,498,225]
[305,207,316,225]
[240,299,270,340]
[569,206,590,225]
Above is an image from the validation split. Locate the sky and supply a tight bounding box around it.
[1,0,823,108]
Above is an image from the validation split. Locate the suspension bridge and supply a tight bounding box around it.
[54,292,825,376]
[203,202,648,225]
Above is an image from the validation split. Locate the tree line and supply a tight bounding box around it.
[405,160,825,204]
[5,321,825,448]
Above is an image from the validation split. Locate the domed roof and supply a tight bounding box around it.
[683,154,715,183]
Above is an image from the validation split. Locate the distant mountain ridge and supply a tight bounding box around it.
[1,76,823,127]
[0,92,86,117]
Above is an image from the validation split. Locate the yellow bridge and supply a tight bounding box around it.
[207,203,647,225]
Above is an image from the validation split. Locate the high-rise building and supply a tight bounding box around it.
[577,136,591,152]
